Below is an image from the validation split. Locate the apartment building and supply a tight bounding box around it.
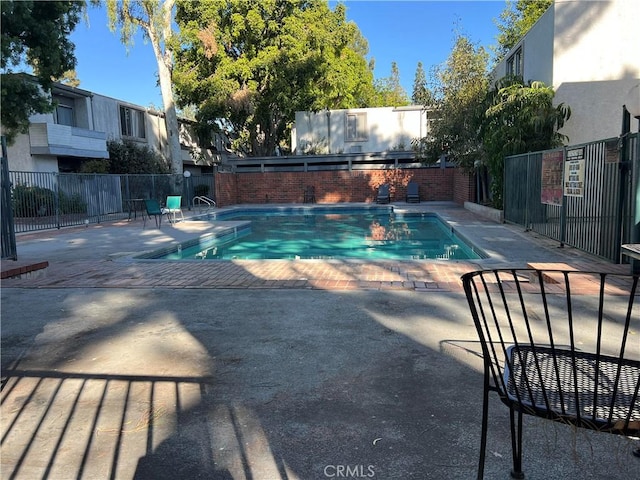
[492,0,640,145]
[292,105,431,155]
[4,77,222,174]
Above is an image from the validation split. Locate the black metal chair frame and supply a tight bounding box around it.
[462,268,640,479]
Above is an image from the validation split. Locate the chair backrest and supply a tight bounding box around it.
[144,199,162,215]
[462,268,639,431]
[378,184,389,196]
[407,182,418,194]
[166,196,182,209]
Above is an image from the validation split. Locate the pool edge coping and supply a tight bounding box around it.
[126,205,489,263]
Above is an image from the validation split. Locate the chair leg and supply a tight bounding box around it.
[509,407,525,479]
[477,369,491,480]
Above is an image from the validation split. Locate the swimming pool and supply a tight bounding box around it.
[139,206,486,261]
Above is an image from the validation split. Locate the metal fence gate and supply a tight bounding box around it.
[504,134,638,263]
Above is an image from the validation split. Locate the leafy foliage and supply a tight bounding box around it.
[411,29,570,210]
[412,33,489,170]
[80,140,171,174]
[105,0,183,174]
[1,0,84,143]
[107,140,171,174]
[173,0,375,156]
[481,77,571,207]
[412,61,433,106]
[56,69,81,87]
[12,184,87,217]
[495,0,552,62]
[194,184,210,197]
[79,159,110,174]
[371,61,410,107]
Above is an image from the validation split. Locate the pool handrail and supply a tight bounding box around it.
[193,195,216,212]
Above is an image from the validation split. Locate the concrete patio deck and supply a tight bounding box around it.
[1,202,637,479]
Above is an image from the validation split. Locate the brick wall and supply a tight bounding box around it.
[453,168,476,205]
[214,167,474,206]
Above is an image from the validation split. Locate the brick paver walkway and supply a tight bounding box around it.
[2,258,479,291]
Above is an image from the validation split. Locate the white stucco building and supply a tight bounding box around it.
[292,105,430,155]
[3,78,222,174]
[492,0,640,145]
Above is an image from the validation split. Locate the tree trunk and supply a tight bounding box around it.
[144,0,183,192]
[157,58,183,176]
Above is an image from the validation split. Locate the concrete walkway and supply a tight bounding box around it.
[1,203,636,479]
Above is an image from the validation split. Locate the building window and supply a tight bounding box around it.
[56,105,75,126]
[119,106,146,139]
[345,113,367,141]
[507,47,523,77]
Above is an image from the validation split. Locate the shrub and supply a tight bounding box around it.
[11,184,87,217]
[12,184,55,216]
[58,192,87,214]
[107,140,171,174]
[80,159,110,174]
[194,184,210,197]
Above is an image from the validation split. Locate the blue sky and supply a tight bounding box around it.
[70,0,506,108]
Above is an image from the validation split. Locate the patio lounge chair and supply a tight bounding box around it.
[144,199,165,228]
[376,184,390,204]
[406,181,420,203]
[163,195,184,223]
[304,185,316,203]
[462,268,640,479]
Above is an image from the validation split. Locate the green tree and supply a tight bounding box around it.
[56,69,81,87]
[411,61,433,106]
[103,0,183,175]
[481,76,571,207]
[371,61,410,107]
[1,0,84,143]
[495,0,552,61]
[173,0,375,156]
[412,33,489,170]
[82,140,171,174]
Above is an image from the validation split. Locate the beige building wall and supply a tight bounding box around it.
[552,0,640,143]
[5,132,58,173]
[294,106,428,155]
[492,0,640,145]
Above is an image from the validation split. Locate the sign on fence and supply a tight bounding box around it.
[564,159,585,197]
[541,150,564,206]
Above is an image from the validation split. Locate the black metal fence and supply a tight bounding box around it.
[7,171,216,233]
[504,133,638,263]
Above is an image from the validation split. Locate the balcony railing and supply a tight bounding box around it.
[226,150,427,173]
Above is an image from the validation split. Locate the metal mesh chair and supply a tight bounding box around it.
[163,195,184,223]
[143,199,165,228]
[462,268,639,479]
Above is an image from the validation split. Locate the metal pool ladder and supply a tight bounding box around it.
[193,195,216,213]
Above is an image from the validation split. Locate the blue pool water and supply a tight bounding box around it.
[147,207,484,261]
